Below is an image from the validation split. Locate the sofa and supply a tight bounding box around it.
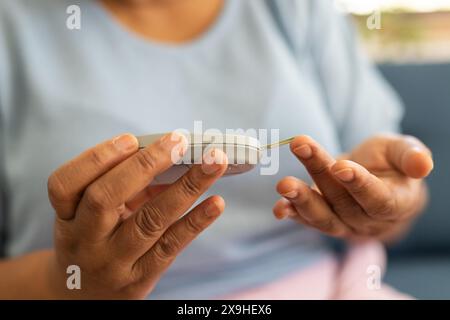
[379,63,450,299]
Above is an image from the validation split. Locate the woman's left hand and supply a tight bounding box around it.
[273,134,434,241]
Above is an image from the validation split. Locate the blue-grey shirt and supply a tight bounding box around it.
[0,0,403,298]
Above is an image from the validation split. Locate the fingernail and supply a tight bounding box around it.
[202,149,226,175]
[294,145,312,159]
[205,202,221,217]
[163,132,188,163]
[162,132,187,147]
[113,134,138,152]
[282,190,298,199]
[334,168,354,182]
[279,208,298,220]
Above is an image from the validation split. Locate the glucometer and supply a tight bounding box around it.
[137,133,260,184]
[137,133,294,184]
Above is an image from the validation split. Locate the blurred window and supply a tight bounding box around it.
[335,0,450,62]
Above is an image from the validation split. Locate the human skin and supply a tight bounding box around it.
[274,134,433,243]
[98,0,434,243]
[0,0,433,298]
[98,0,225,43]
[0,0,228,299]
[0,132,228,299]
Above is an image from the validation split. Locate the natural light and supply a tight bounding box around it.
[335,0,450,14]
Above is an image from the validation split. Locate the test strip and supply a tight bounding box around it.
[261,137,295,150]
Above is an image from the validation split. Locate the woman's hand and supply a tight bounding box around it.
[273,134,433,241]
[47,132,227,299]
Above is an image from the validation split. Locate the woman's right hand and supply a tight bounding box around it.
[46,132,228,299]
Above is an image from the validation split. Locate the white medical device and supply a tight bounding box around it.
[137,133,293,184]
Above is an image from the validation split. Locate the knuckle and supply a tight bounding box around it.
[184,215,204,234]
[135,149,159,173]
[83,183,112,212]
[152,229,181,261]
[179,174,202,198]
[135,204,166,240]
[308,161,331,176]
[90,148,110,169]
[47,172,71,203]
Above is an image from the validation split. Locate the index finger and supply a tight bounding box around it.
[289,135,353,206]
[289,135,372,229]
[112,148,228,263]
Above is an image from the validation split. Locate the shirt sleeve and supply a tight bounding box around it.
[286,0,405,152]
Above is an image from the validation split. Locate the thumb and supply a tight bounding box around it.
[386,135,434,179]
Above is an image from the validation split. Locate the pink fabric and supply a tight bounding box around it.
[220,241,413,300]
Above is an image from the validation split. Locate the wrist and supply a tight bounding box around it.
[45,250,81,299]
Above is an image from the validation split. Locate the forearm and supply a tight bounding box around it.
[0,249,65,299]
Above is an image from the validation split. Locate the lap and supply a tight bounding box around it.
[221,241,412,300]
